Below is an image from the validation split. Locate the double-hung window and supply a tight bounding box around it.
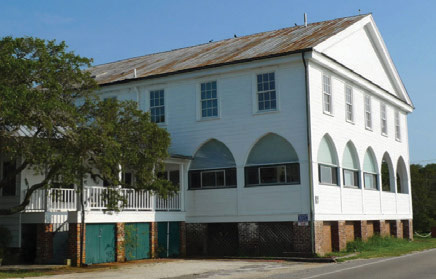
[364,95,372,130]
[150,90,165,123]
[381,103,387,135]
[395,111,401,141]
[256,73,276,112]
[200,81,218,118]
[323,74,332,114]
[345,85,353,122]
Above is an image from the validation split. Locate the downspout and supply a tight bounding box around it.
[302,51,315,255]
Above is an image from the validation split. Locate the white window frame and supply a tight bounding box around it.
[380,103,387,136]
[199,81,219,119]
[363,172,378,190]
[149,89,166,124]
[322,74,333,115]
[343,168,359,188]
[364,95,372,130]
[345,85,353,123]
[251,69,280,115]
[395,110,401,141]
[255,72,278,113]
[196,80,221,121]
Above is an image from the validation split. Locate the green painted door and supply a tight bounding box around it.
[125,223,150,261]
[158,222,180,258]
[85,224,116,264]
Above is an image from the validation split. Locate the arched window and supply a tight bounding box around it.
[381,153,395,192]
[342,141,359,187]
[245,134,300,186]
[317,135,339,185]
[396,157,409,194]
[189,140,237,189]
[363,148,378,190]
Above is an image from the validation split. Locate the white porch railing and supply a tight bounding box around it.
[25,186,181,212]
[24,188,77,212]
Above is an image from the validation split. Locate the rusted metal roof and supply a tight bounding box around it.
[89,14,368,86]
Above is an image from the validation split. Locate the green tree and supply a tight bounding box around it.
[0,36,175,215]
[411,164,436,232]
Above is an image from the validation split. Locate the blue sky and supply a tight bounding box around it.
[1,0,435,164]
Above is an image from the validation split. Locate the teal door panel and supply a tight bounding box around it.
[158,222,180,258]
[137,223,150,260]
[169,222,180,257]
[85,224,116,264]
[125,223,150,261]
[157,222,168,258]
[100,224,116,263]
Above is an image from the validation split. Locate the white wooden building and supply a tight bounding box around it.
[0,14,414,263]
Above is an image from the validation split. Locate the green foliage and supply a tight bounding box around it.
[330,236,436,261]
[411,164,436,232]
[0,36,174,214]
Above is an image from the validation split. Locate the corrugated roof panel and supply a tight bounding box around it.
[89,15,367,85]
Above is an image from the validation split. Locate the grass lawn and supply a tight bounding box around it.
[329,235,436,261]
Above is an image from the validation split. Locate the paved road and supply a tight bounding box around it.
[29,249,436,279]
[276,248,436,279]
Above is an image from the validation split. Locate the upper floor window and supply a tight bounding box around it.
[395,111,401,141]
[256,73,276,112]
[345,85,353,122]
[2,161,16,196]
[150,90,165,123]
[200,81,218,118]
[380,103,387,135]
[323,74,332,114]
[317,136,339,185]
[364,95,372,130]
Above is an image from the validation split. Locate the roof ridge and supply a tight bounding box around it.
[90,13,370,69]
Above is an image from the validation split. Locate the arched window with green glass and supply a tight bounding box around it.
[363,148,378,190]
[396,156,409,194]
[189,139,237,189]
[342,141,360,187]
[381,152,395,192]
[245,134,300,186]
[317,135,339,185]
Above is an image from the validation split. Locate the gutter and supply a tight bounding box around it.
[302,51,316,255]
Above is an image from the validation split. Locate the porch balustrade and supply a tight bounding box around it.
[23,186,182,212]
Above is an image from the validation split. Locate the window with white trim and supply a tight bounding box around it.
[345,85,353,122]
[200,81,218,118]
[245,163,300,186]
[256,73,276,111]
[364,95,372,129]
[381,103,387,135]
[363,149,378,190]
[395,111,401,141]
[323,74,332,114]
[150,89,165,123]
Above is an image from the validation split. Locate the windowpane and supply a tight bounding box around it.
[286,163,300,183]
[150,89,165,123]
[395,111,401,140]
[189,171,201,189]
[343,169,358,187]
[245,164,299,186]
[226,168,237,186]
[323,75,332,114]
[2,161,16,196]
[345,86,353,122]
[319,164,338,185]
[364,173,377,189]
[201,81,218,118]
[257,72,276,112]
[246,167,259,185]
[365,95,372,129]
